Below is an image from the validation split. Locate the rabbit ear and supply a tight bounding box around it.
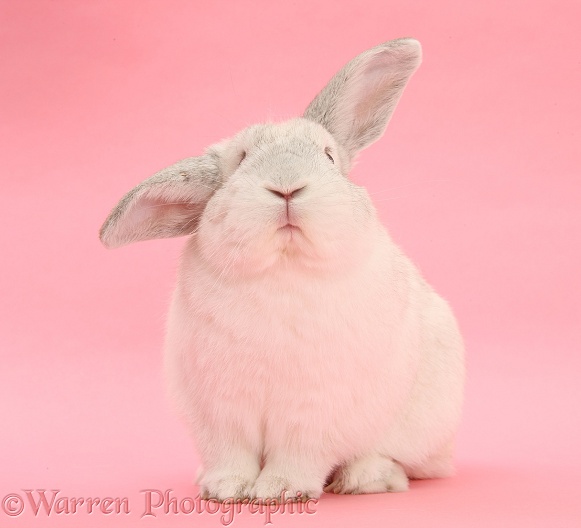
[100,153,221,248]
[304,38,421,159]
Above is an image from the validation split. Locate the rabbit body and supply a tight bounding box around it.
[100,39,465,500]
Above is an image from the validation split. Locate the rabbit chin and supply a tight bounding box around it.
[196,220,377,279]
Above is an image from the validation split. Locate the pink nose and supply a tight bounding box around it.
[265,185,306,201]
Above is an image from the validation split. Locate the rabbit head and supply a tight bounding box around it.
[100,38,422,275]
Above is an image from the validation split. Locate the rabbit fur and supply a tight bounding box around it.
[100,38,465,501]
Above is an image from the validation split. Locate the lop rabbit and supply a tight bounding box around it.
[100,38,465,501]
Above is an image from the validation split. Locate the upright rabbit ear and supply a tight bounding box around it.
[304,38,422,159]
[99,153,221,248]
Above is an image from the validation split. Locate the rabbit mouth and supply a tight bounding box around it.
[278,223,301,233]
[276,223,304,243]
[276,222,302,240]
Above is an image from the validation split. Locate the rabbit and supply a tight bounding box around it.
[100,37,465,502]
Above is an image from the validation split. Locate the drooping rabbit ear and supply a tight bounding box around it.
[99,153,221,248]
[304,38,422,159]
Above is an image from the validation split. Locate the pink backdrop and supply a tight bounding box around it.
[1,0,580,526]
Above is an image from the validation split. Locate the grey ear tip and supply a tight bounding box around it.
[100,238,121,250]
[392,37,422,48]
[385,37,422,62]
[99,234,112,249]
[99,225,116,249]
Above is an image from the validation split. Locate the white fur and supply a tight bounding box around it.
[101,38,465,501]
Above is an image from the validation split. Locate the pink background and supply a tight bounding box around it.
[1,0,580,526]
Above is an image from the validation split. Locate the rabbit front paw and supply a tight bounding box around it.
[251,471,322,502]
[199,470,259,502]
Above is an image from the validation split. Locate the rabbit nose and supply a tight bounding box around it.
[265,184,306,201]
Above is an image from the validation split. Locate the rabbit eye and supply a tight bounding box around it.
[239,151,247,164]
[325,147,334,164]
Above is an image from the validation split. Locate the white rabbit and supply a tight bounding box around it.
[100,38,464,501]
